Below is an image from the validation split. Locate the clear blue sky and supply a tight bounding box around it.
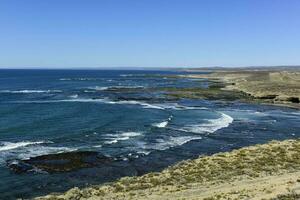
[0,0,299,68]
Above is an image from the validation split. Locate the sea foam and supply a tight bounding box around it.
[152,116,173,128]
[0,141,50,152]
[0,90,62,94]
[0,141,76,165]
[179,112,233,134]
[104,131,143,145]
[12,98,207,111]
[87,85,145,91]
[139,136,202,151]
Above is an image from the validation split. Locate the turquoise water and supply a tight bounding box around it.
[0,69,299,199]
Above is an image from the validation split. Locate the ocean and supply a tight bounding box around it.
[0,69,299,199]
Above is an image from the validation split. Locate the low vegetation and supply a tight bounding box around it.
[37,139,300,200]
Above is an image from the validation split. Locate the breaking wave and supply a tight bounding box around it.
[0,90,62,94]
[179,112,233,134]
[152,116,173,128]
[104,131,143,145]
[11,98,207,111]
[59,78,101,81]
[0,141,76,165]
[0,141,50,152]
[138,136,202,151]
[86,85,145,91]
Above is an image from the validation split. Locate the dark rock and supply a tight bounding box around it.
[7,160,34,174]
[287,97,300,103]
[257,95,278,100]
[7,151,113,173]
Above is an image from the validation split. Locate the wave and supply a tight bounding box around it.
[149,103,207,110]
[104,131,142,144]
[152,116,173,128]
[153,121,168,128]
[13,98,109,104]
[0,141,76,165]
[69,94,79,99]
[178,112,233,134]
[86,85,145,91]
[105,101,206,110]
[11,98,207,111]
[93,145,103,148]
[139,136,202,151]
[0,90,62,94]
[120,74,134,77]
[87,86,109,91]
[84,99,165,109]
[4,146,76,165]
[59,78,101,81]
[59,78,72,81]
[0,141,51,152]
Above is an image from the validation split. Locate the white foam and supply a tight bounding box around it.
[103,100,165,109]
[13,98,206,111]
[87,86,109,91]
[59,78,71,81]
[104,140,118,144]
[0,141,76,165]
[179,112,233,134]
[152,116,172,128]
[136,150,151,155]
[145,136,202,151]
[0,90,62,94]
[0,141,50,152]
[119,131,142,137]
[83,90,96,93]
[153,121,169,128]
[12,146,77,162]
[87,85,145,91]
[120,74,134,77]
[150,103,207,110]
[69,94,79,99]
[60,98,108,103]
[60,78,100,81]
[104,131,142,145]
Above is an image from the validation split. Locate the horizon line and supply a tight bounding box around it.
[0,65,300,70]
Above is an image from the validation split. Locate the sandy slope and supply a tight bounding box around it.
[37,139,300,200]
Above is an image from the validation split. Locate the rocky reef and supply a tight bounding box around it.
[7,151,113,173]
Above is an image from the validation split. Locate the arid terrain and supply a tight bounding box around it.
[37,139,300,200]
[183,69,300,108]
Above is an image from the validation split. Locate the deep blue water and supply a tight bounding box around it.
[0,69,299,199]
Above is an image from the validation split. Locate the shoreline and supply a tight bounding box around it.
[181,70,300,109]
[36,69,300,200]
[37,139,300,200]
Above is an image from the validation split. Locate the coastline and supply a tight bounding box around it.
[36,69,300,200]
[181,70,300,109]
[37,139,300,200]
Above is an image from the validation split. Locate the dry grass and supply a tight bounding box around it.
[37,139,300,200]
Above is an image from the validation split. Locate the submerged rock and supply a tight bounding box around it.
[7,151,113,173]
[7,160,34,174]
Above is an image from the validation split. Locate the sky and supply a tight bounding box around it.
[0,0,299,69]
